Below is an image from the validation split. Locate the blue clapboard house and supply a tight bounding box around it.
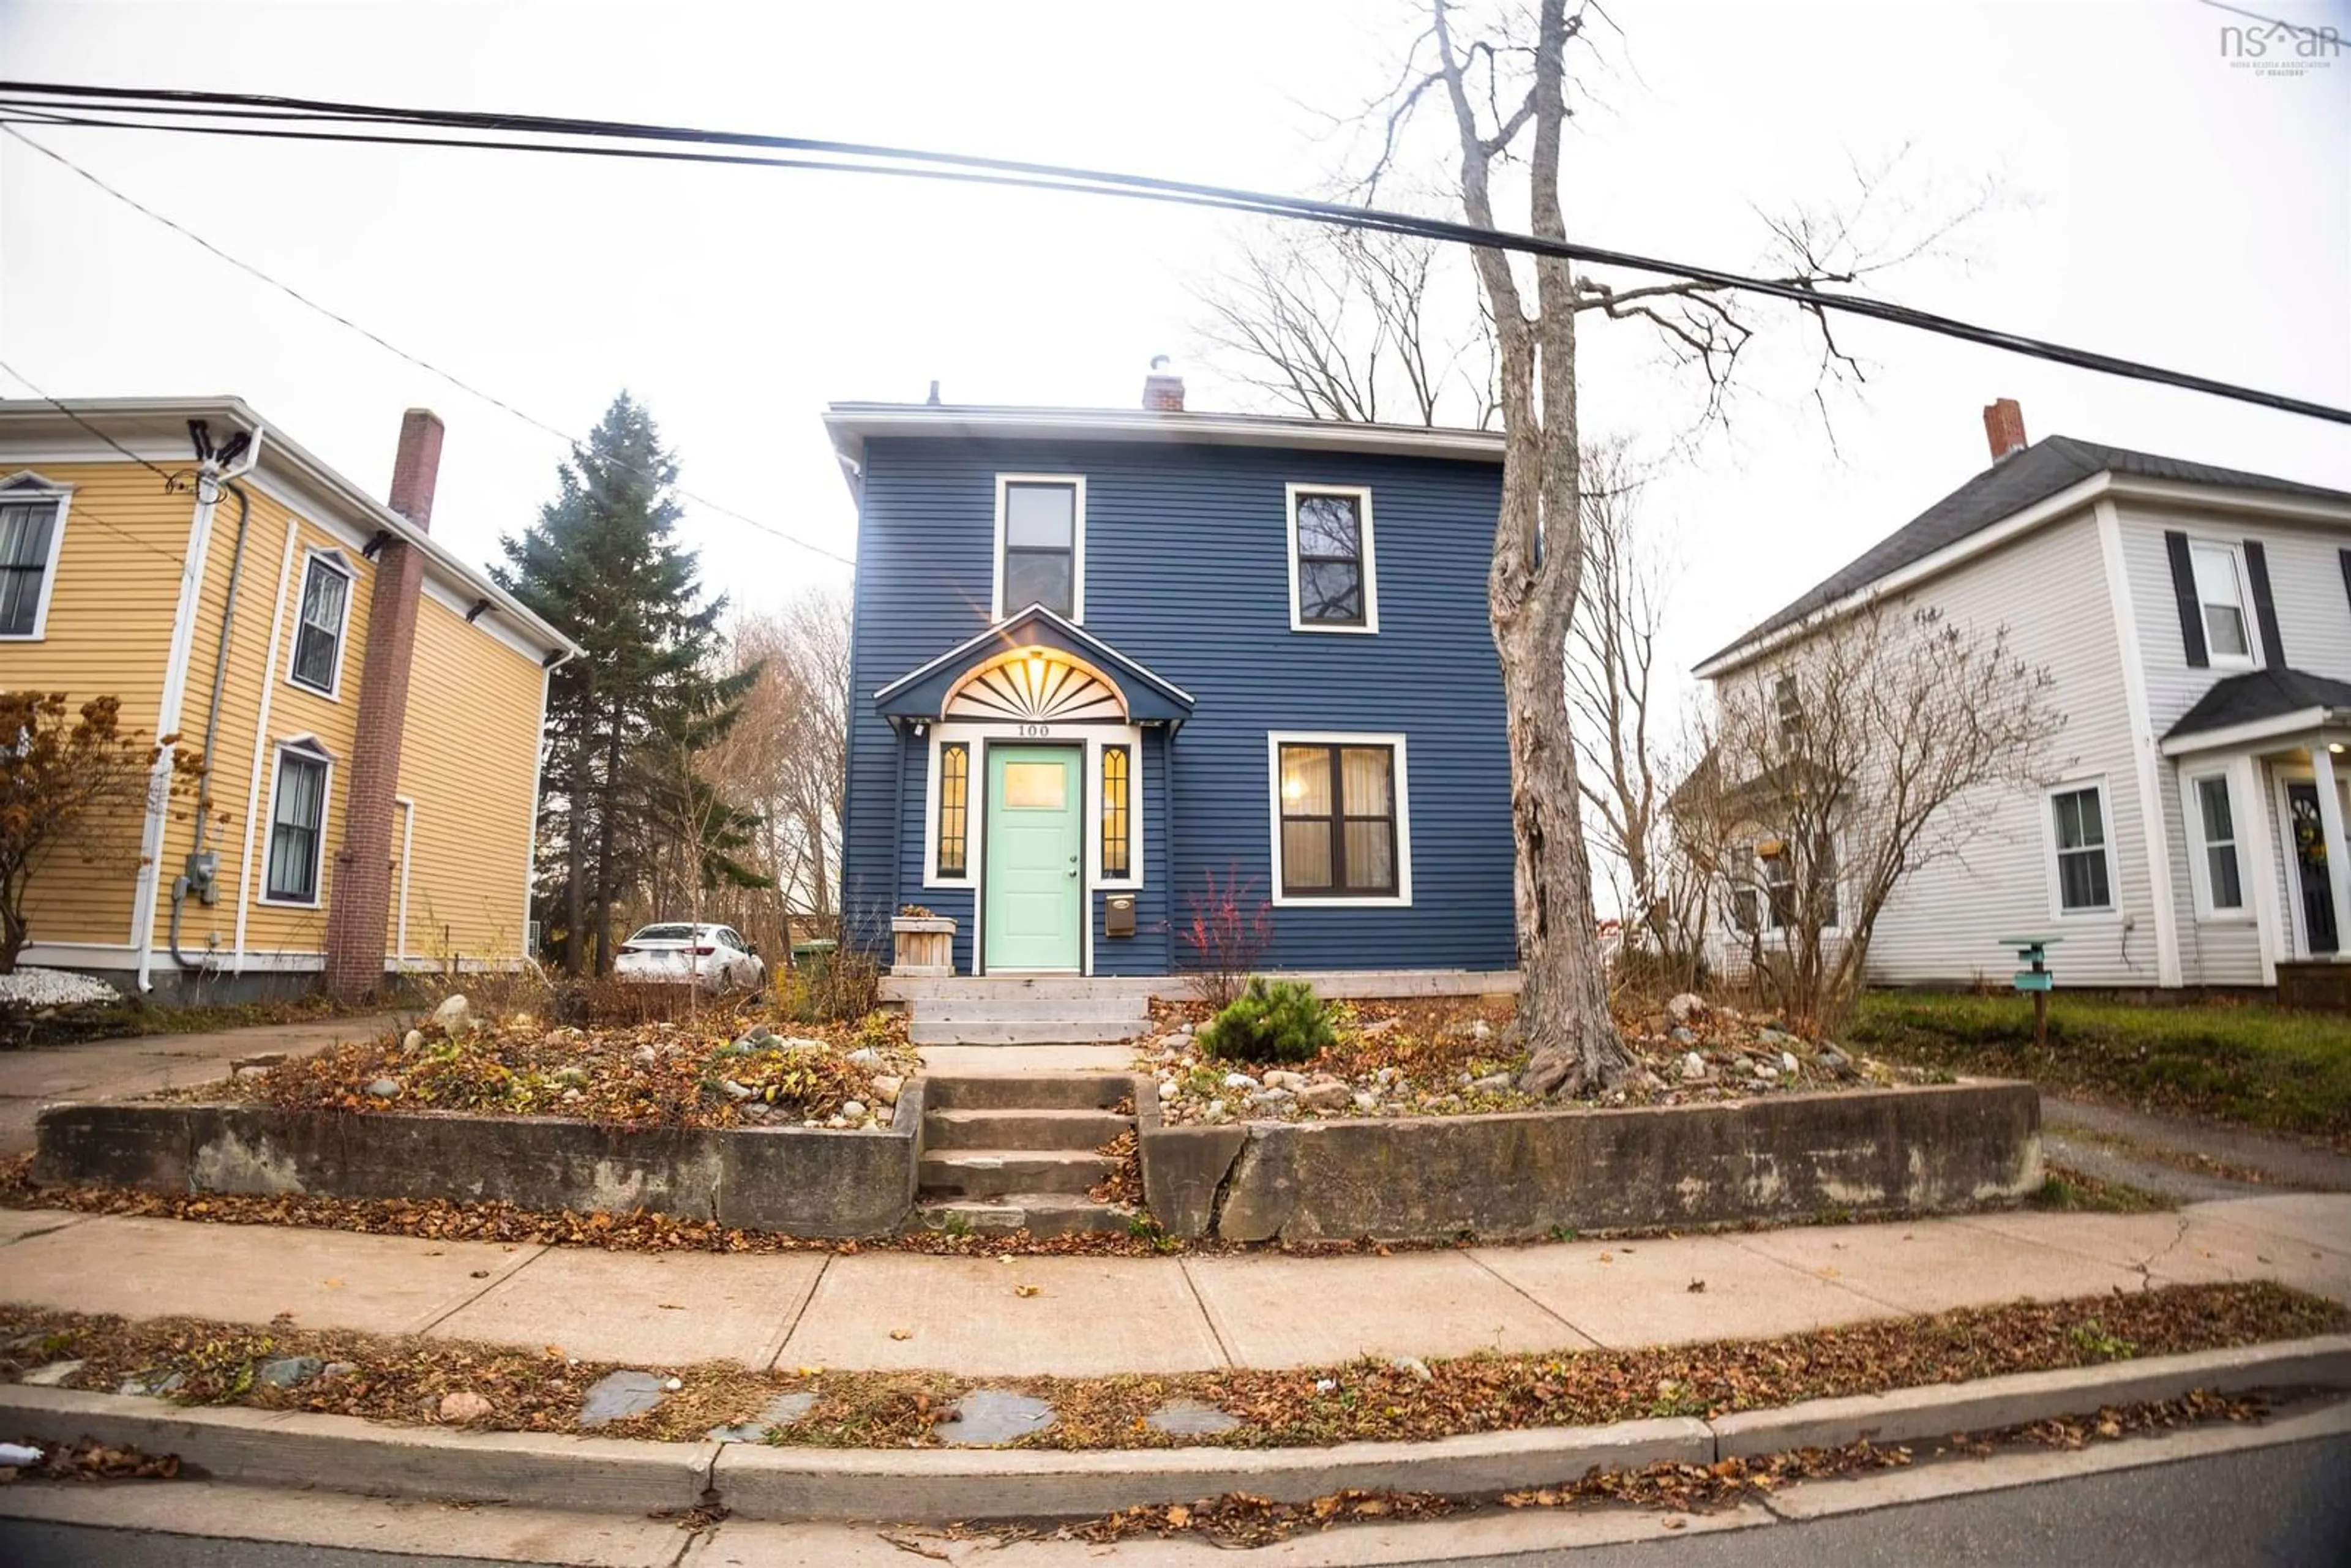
[828,365,1516,980]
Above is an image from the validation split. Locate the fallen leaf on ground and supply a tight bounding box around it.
[1013,1285,1041,1298]
[890,1329,913,1341]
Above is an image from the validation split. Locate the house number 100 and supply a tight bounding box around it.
[1018,723,1053,737]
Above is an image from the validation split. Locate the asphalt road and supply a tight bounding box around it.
[4,1436,2347,1567]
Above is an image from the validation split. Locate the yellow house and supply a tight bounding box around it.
[0,397,579,1000]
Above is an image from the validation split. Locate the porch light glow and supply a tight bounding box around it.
[2333,743,2346,754]
[1024,646,1047,686]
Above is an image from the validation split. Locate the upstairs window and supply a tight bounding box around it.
[2193,774,2244,913]
[936,742,970,877]
[2188,541,2254,666]
[995,477,1081,620]
[1774,674,1804,748]
[0,488,65,639]
[2049,782,2113,913]
[290,553,353,695]
[1287,484,1378,632]
[265,741,332,904]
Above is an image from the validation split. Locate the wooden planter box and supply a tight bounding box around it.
[891,917,957,978]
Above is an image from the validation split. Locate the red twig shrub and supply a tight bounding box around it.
[1179,863,1274,1009]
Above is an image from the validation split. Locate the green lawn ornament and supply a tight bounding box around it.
[2000,935,2061,1047]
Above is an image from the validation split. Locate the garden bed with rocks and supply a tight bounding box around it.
[174,993,921,1133]
[1136,992,1935,1128]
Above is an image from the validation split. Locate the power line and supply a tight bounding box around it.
[2,78,2345,426]
[0,126,858,569]
[0,362,191,569]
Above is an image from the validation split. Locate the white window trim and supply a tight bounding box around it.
[921,720,1144,891]
[260,737,336,910]
[1284,482,1380,635]
[2180,764,2255,925]
[2185,537,2260,671]
[0,473,73,642]
[284,547,356,700]
[2042,776,2118,918]
[1266,730,1412,907]
[990,473,1086,623]
[1752,834,1844,940]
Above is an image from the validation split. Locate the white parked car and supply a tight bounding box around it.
[613,923,766,992]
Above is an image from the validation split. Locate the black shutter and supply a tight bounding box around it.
[2339,549,2351,620]
[2242,540,2285,671]
[2164,530,2208,668]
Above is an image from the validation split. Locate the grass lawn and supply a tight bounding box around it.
[1848,991,2351,1147]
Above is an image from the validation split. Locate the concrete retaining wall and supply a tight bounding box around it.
[1139,1081,2041,1242]
[33,1082,928,1238]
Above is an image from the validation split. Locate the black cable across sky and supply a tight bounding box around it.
[2,78,2345,427]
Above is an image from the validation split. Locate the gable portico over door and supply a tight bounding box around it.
[874,605,1193,976]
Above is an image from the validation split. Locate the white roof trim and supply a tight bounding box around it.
[825,403,1505,473]
[0,397,582,660]
[1693,471,2115,679]
[2159,706,2343,757]
[872,602,1196,708]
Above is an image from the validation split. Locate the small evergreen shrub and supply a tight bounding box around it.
[1199,977,1334,1063]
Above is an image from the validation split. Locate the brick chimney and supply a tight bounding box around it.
[1982,397,2028,463]
[1142,356,1185,412]
[322,409,442,1001]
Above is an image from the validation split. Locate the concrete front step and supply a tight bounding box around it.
[910,996,1152,1023]
[909,1018,1149,1046]
[923,1072,1137,1112]
[923,1107,1133,1151]
[920,1148,1118,1198]
[885,975,1155,1002]
[911,1193,1136,1237]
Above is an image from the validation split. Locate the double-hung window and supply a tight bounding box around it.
[290,553,353,695]
[995,478,1081,620]
[1273,737,1406,901]
[1286,484,1378,632]
[265,742,332,904]
[0,489,65,639]
[2188,541,2255,666]
[2049,783,2113,913]
[2192,774,2245,915]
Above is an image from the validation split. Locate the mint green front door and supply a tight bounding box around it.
[984,746,1084,972]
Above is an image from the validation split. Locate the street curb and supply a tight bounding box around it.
[1709,1333,2351,1458]
[0,1386,715,1514]
[713,1416,1710,1520]
[2,1334,2345,1522]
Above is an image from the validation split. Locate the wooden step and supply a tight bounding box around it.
[922,1107,1131,1151]
[919,1149,1117,1198]
[923,1073,1138,1112]
[910,1194,1136,1238]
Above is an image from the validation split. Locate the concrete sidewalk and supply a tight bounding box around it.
[0,1013,400,1158]
[5,1193,2346,1375]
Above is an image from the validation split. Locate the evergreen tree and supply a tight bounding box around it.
[495,393,761,974]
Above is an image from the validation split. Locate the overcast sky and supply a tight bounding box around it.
[3,0,2345,710]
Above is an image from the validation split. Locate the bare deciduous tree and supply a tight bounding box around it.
[1362,0,1992,1095]
[1197,223,1498,428]
[1693,600,2065,1034]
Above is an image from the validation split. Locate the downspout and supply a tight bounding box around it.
[168,441,262,978]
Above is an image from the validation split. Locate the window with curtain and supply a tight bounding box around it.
[1101,745,1130,877]
[2194,775,2244,912]
[1291,490,1367,626]
[290,555,352,693]
[0,495,61,637]
[1000,481,1077,618]
[1277,743,1396,896]
[2050,784,2112,911]
[936,743,969,876]
[266,746,330,902]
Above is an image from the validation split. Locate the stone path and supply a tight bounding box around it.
[2044,1095,2351,1199]
[0,1013,401,1157]
[4,1194,2345,1377]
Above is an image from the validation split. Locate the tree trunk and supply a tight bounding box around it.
[1502,605,1627,1097]
[0,894,28,974]
[593,705,624,977]
[563,718,588,977]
